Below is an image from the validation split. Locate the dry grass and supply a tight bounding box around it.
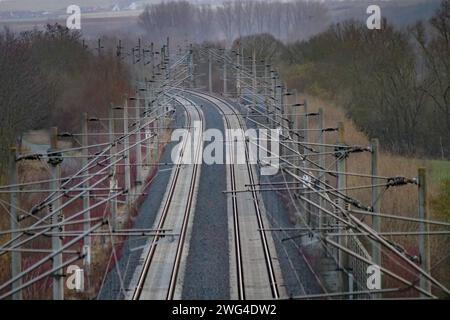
[288,93,450,296]
[0,124,174,299]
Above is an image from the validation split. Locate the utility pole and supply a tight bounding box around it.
[160,45,164,67]
[264,60,268,99]
[252,50,257,109]
[154,75,160,163]
[189,44,194,88]
[302,99,309,155]
[135,92,142,185]
[303,99,310,225]
[208,50,212,93]
[137,38,142,64]
[9,146,21,300]
[264,62,269,124]
[236,49,240,99]
[163,45,169,80]
[418,167,431,296]
[282,83,287,123]
[123,96,131,207]
[166,37,170,79]
[223,56,227,95]
[116,39,122,59]
[109,105,117,231]
[336,122,349,293]
[292,89,300,184]
[370,138,381,298]
[280,84,286,160]
[371,139,381,263]
[240,47,244,71]
[151,42,155,81]
[80,112,91,283]
[318,108,326,237]
[270,70,276,128]
[277,82,283,127]
[49,127,63,300]
[145,86,152,167]
[81,113,91,253]
[97,38,103,56]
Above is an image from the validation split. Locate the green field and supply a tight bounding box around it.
[426,159,450,183]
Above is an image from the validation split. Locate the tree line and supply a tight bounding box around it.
[138,0,330,45]
[0,24,130,177]
[268,0,450,158]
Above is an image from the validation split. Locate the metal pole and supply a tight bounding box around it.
[9,146,21,300]
[223,56,227,95]
[236,49,240,99]
[123,96,131,206]
[155,57,161,162]
[151,42,155,80]
[264,60,268,99]
[160,46,165,79]
[117,39,122,59]
[189,44,194,88]
[166,37,170,79]
[418,167,431,296]
[135,92,142,185]
[303,99,310,225]
[292,89,299,185]
[318,108,325,237]
[49,127,64,300]
[109,106,117,231]
[252,50,257,108]
[137,38,141,64]
[371,139,381,267]
[282,83,288,129]
[349,273,354,300]
[302,99,309,155]
[80,112,91,284]
[97,38,102,56]
[208,50,212,93]
[145,86,152,166]
[337,122,349,293]
[81,113,91,252]
[164,44,169,81]
[264,62,269,124]
[280,84,286,159]
[270,70,276,128]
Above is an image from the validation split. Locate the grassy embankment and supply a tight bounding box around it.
[288,93,450,296]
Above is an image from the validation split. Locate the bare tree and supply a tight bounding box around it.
[138,0,330,46]
[0,28,50,172]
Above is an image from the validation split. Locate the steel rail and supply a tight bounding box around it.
[132,99,202,300]
[187,90,280,300]
[131,102,191,300]
[166,97,204,300]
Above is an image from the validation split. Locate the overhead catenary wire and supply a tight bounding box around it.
[1,41,448,300]
[205,47,450,297]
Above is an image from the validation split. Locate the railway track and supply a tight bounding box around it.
[131,97,204,300]
[225,101,245,300]
[185,90,280,300]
